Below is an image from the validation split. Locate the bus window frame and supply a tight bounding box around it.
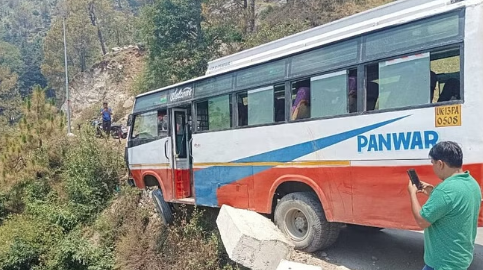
[361,44,464,111]
[287,66,359,124]
[138,8,466,135]
[193,93,233,133]
[361,8,464,62]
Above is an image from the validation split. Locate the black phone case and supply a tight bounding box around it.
[407,169,423,189]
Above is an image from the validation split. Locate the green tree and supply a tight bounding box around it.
[41,0,98,103]
[18,38,48,96]
[140,0,208,89]
[0,41,23,74]
[0,42,22,129]
[0,85,65,188]
[0,65,20,124]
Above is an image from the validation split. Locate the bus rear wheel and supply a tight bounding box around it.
[151,189,174,225]
[274,192,340,252]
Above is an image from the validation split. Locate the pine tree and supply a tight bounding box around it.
[0,85,65,188]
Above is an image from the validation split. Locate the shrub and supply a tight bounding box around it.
[114,199,244,270]
[43,228,114,270]
[0,215,63,270]
[62,130,124,223]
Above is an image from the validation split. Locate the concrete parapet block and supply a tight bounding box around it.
[216,204,295,270]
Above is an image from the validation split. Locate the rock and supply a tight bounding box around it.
[123,98,134,109]
[216,205,294,270]
[111,47,121,52]
[276,260,321,270]
[319,251,327,257]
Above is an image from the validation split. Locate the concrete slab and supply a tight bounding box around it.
[216,205,295,270]
[276,260,322,270]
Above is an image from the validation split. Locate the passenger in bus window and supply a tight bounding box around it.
[348,76,357,113]
[275,98,285,122]
[157,111,168,137]
[291,86,310,120]
[430,71,438,103]
[437,78,460,102]
[366,82,379,111]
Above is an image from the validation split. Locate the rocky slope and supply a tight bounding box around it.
[63,45,145,124]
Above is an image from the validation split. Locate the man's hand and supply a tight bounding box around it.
[407,179,419,195]
[419,181,434,196]
[407,180,432,229]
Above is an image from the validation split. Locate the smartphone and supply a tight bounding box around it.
[407,169,423,190]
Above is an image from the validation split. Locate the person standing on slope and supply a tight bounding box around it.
[100,102,112,136]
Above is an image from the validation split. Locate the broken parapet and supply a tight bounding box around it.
[277,260,322,270]
[216,205,295,270]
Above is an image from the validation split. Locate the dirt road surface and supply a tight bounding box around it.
[291,227,483,270]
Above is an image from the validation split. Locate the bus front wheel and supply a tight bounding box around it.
[151,189,174,225]
[274,192,340,252]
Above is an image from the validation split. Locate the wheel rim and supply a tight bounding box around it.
[284,207,309,240]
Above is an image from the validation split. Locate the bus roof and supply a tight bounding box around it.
[137,0,466,98]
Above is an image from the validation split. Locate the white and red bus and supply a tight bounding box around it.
[126,0,483,252]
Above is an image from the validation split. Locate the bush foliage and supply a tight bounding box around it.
[0,88,243,269]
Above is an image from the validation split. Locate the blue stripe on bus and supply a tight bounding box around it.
[194,115,409,207]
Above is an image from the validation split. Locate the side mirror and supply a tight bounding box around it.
[127,114,133,126]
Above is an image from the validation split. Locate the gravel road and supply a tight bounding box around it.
[291,227,483,270]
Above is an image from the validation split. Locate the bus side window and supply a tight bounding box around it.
[196,95,232,131]
[430,48,461,103]
[237,85,276,126]
[310,70,348,118]
[368,53,430,110]
[366,48,461,110]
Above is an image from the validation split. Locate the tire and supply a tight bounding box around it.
[274,192,340,252]
[151,189,173,225]
[347,224,383,233]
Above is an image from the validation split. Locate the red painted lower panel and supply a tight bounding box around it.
[174,169,191,199]
[216,163,483,230]
[132,163,483,230]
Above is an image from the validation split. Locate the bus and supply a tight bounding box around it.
[125,0,483,252]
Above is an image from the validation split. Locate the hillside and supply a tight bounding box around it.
[0,1,397,269]
[67,45,146,124]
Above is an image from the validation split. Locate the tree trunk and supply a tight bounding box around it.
[248,0,255,33]
[88,2,107,55]
[96,27,107,55]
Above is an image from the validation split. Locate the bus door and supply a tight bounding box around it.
[170,108,192,199]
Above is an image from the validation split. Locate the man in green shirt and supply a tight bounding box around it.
[408,141,481,270]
